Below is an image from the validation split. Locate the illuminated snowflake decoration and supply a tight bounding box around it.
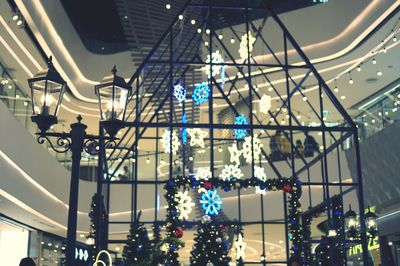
[242,135,263,164]
[234,114,248,140]
[173,84,186,103]
[192,83,210,105]
[161,129,180,154]
[239,31,256,61]
[221,64,226,88]
[187,128,208,148]
[203,50,223,78]
[235,233,247,260]
[228,143,242,165]
[259,94,271,114]
[176,191,195,220]
[181,113,188,144]
[219,164,243,181]
[195,167,212,181]
[254,166,267,195]
[200,189,222,216]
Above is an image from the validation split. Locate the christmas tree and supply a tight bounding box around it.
[122,211,151,266]
[190,216,231,266]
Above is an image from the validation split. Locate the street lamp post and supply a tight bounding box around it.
[28,57,131,265]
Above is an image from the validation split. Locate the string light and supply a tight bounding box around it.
[218,34,223,40]
[372,58,377,65]
[334,79,339,93]
[178,14,183,20]
[205,29,211,35]
[348,72,354,85]
[197,28,202,34]
[357,65,362,72]
[191,19,196,25]
[165,3,171,9]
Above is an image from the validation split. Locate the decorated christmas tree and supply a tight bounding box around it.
[122,211,151,266]
[190,215,231,266]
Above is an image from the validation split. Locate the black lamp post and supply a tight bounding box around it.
[28,57,131,265]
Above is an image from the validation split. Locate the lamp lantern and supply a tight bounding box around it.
[345,205,358,239]
[95,65,132,138]
[365,206,378,237]
[28,56,66,134]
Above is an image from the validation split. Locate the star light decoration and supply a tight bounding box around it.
[242,135,263,164]
[192,83,210,105]
[173,84,186,103]
[195,167,212,181]
[176,191,195,220]
[239,31,256,61]
[161,129,180,154]
[234,114,248,140]
[254,166,267,195]
[228,143,242,165]
[187,128,208,148]
[235,233,247,260]
[259,94,271,114]
[200,189,222,216]
[219,164,243,181]
[181,113,188,144]
[203,50,223,78]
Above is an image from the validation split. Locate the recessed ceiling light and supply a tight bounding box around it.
[165,3,171,9]
[178,14,183,20]
[191,19,196,25]
[340,95,346,100]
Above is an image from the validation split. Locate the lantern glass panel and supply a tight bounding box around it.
[31,79,64,117]
[98,85,129,121]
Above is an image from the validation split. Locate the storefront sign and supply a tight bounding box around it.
[347,237,380,256]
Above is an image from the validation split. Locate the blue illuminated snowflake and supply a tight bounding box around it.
[199,189,222,216]
[234,114,248,140]
[173,84,186,103]
[181,113,188,144]
[221,64,226,88]
[192,83,210,105]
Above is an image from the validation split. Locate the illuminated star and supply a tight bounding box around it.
[228,143,242,165]
[187,128,208,148]
[235,233,247,260]
[259,94,271,114]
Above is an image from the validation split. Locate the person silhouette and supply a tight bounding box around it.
[19,257,36,266]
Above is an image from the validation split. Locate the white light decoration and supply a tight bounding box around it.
[187,128,208,148]
[176,191,195,220]
[161,129,180,154]
[242,135,263,164]
[219,164,244,181]
[259,94,271,114]
[235,233,247,260]
[255,186,266,195]
[173,84,186,102]
[239,31,256,61]
[200,189,222,216]
[203,50,223,78]
[228,143,242,165]
[195,167,212,181]
[254,166,267,181]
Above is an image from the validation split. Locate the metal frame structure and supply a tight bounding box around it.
[95,1,370,264]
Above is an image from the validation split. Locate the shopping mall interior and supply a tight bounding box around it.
[1,0,400,265]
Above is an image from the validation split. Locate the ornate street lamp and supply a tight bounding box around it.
[29,56,66,134]
[28,57,124,265]
[345,205,358,239]
[95,65,132,138]
[365,206,378,237]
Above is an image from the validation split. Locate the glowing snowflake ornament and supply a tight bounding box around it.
[161,129,180,154]
[234,114,248,140]
[259,94,271,114]
[195,167,212,181]
[228,143,242,165]
[219,164,243,181]
[242,135,263,164]
[176,191,195,220]
[187,128,208,148]
[235,234,247,260]
[239,31,256,61]
[200,189,222,216]
[192,83,210,105]
[173,84,186,103]
[203,50,223,78]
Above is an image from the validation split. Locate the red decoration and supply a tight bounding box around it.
[204,182,213,190]
[283,184,291,193]
[174,228,183,238]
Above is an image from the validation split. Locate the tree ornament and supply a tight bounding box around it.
[239,31,256,60]
[228,143,242,165]
[259,94,272,114]
[206,261,214,266]
[192,83,210,105]
[161,129,180,154]
[204,182,213,190]
[173,84,186,103]
[201,215,211,224]
[203,50,223,78]
[283,184,292,193]
[200,190,223,216]
[242,135,263,163]
[219,164,243,181]
[234,114,248,140]
[195,167,212,181]
[235,233,247,260]
[175,191,195,220]
[173,228,184,238]
[216,237,222,244]
[187,128,208,148]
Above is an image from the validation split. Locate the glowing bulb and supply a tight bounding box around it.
[218,34,223,40]
[357,65,361,72]
[12,14,19,21]
[146,158,150,164]
[178,14,183,20]
[16,20,23,26]
[377,70,383,76]
[302,96,307,101]
[372,58,377,64]
[197,28,202,34]
[41,94,55,105]
[204,41,209,46]
[394,35,397,42]
[165,3,171,9]
[334,86,339,93]
[340,95,346,100]
[191,19,196,25]
[349,78,354,85]
[205,29,210,35]
[230,37,235,44]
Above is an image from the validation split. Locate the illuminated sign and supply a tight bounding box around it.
[347,237,379,257]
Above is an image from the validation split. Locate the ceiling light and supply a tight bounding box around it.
[372,58,377,65]
[218,147,223,152]
[16,20,23,26]
[349,78,354,85]
[267,87,273,92]
[178,14,183,20]
[204,41,209,46]
[191,19,196,25]
[385,111,388,115]
[340,95,346,100]
[197,28,202,34]
[24,101,28,106]
[383,47,387,53]
[115,246,120,251]
[230,37,235,44]
[205,29,210,35]
[146,157,150,164]
[302,96,307,101]
[371,119,375,123]
[218,34,223,40]
[334,86,339,93]
[296,114,301,119]
[12,14,19,21]
[377,70,383,76]
[165,3,171,9]
[393,35,397,42]
[357,65,361,72]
